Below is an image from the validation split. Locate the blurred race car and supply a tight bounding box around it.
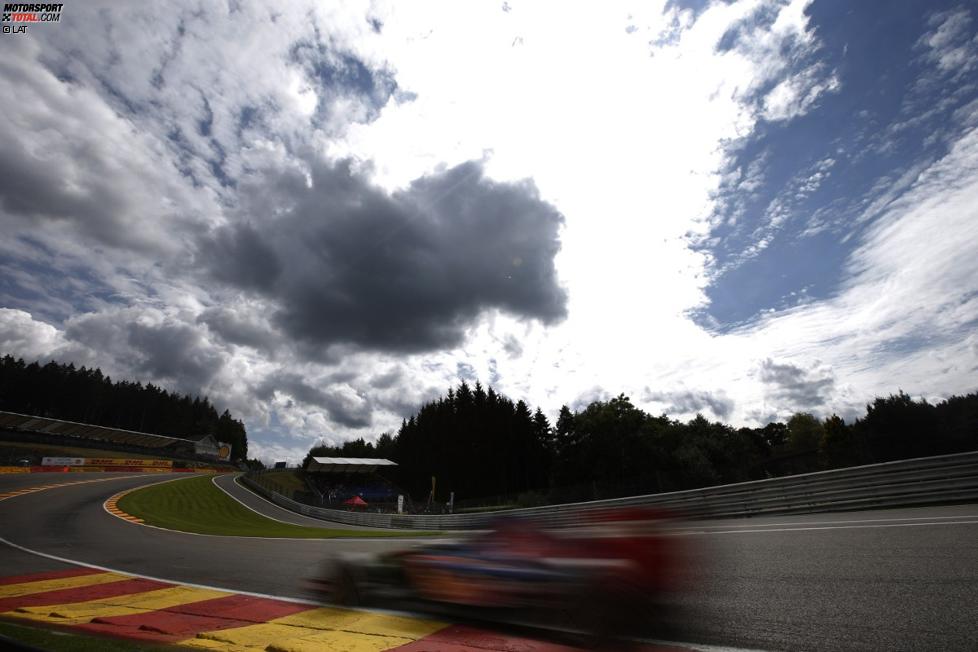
[309,507,686,640]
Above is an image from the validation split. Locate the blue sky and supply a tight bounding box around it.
[0,0,976,462]
[698,0,978,328]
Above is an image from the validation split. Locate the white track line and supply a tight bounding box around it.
[0,474,157,501]
[107,476,978,539]
[229,474,370,529]
[0,535,765,651]
[669,519,978,535]
[227,474,455,535]
[0,534,322,605]
[212,474,322,527]
[1,482,767,651]
[670,513,978,530]
[88,473,445,542]
[0,535,504,625]
[94,474,364,541]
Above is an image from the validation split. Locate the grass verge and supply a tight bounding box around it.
[0,619,179,652]
[258,469,308,495]
[117,475,437,538]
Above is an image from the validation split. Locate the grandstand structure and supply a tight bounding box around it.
[307,457,397,473]
[304,457,401,510]
[0,410,232,464]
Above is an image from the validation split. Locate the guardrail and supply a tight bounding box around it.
[240,450,978,529]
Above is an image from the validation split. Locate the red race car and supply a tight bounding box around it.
[311,507,688,642]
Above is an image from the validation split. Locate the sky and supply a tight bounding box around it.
[1,0,977,463]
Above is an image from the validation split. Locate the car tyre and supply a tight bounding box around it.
[332,565,364,607]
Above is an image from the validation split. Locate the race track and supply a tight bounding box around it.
[2,472,977,651]
[212,473,378,530]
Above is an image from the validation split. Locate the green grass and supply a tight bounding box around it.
[259,469,308,495]
[118,474,437,538]
[0,619,181,651]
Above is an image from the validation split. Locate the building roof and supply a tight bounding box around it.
[307,456,397,473]
[0,410,195,450]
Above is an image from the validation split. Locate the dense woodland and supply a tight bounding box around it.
[0,356,248,460]
[305,381,978,505]
[4,351,975,504]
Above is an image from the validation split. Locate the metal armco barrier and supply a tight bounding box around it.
[240,450,978,530]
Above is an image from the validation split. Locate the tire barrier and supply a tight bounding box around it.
[241,450,978,530]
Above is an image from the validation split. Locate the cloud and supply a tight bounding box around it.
[0,308,66,361]
[204,159,567,353]
[64,309,227,394]
[368,366,403,390]
[200,225,282,293]
[196,305,278,352]
[455,361,478,383]
[919,8,977,78]
[126,321,226,390]
[756,358,834,411]
[762,64,840,122]
[4,0,975,465]
[0,39,210,257]
[501,334,524,358]
[569,386,610,413]
[256,372,372,429]
[644,388,735,420]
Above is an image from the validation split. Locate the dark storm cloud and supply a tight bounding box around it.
[372,383,444,421]
[127,321,225,389]
[645,388,734,419]
[256,372,372,428]
[0,40,200,257]
[203,159,567,353]
[63,312,225,394]
[200,224,282,292]
[196,306,276,350]
[368,367,403,389]
[0,109,133,248]
[758,358,834,408]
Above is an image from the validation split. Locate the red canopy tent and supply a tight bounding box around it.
[343,495,368,507]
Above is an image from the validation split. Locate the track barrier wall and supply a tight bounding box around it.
[241,450,978,529]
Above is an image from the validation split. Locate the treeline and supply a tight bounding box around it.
[0,355,247,460]
[305,382,978,504]
[303,382,552,501]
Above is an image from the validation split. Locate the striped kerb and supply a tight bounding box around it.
[0,569,683,651]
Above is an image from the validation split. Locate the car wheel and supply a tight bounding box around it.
[574,576,650,649]
[332,565,363,607]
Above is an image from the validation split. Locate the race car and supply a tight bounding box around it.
[308,507,686,641]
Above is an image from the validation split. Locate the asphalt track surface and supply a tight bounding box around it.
[212,473,376,530]
[2,473,977,651]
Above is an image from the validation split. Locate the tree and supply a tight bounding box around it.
[819,414,857,468]
[786,413,824,452]
[0,355,248,457]
[367,382,554,501]
[856,392,939,461]
[758,422,788,451]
